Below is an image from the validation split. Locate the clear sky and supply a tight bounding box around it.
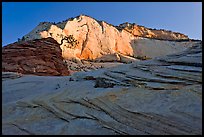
[2,2,202,46]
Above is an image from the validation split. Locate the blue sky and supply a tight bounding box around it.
[2,2,202,46]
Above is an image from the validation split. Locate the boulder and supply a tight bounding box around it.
[2,38,70,76]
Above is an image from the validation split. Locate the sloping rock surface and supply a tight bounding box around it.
[2,42,202,135]
[2,38,70,76]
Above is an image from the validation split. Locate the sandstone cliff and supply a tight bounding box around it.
[3,15,201,76]
[21,15,196,61]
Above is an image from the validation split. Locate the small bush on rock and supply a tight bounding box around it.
[60,35,79,49]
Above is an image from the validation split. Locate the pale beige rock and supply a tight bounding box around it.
[2,43,202,135]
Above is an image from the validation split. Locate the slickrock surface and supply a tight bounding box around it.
[21,15,198,61]
[2,42,202,135]
[2,38,70,76]
[63,59,123,73]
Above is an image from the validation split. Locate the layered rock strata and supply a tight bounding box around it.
[2,38,70,76]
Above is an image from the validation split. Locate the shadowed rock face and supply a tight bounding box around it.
[2,38,70,76]
[2,43,202,135]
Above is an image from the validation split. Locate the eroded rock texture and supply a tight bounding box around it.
[2,38,70,76]
[2,43,202,135]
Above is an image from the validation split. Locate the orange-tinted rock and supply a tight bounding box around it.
[2,38,70,76]
[118,23,189,40]
[22,15,192,61]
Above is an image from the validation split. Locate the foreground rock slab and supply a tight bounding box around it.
[2,43,202,135]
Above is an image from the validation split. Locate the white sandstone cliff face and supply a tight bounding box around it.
[22,15,198,61]
[23,15,135,60]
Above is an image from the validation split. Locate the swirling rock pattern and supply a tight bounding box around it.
[2,43,202,135]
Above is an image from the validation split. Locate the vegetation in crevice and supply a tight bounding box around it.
[60,35,79,49]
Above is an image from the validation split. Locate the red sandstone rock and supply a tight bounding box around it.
[2,38,70,76]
